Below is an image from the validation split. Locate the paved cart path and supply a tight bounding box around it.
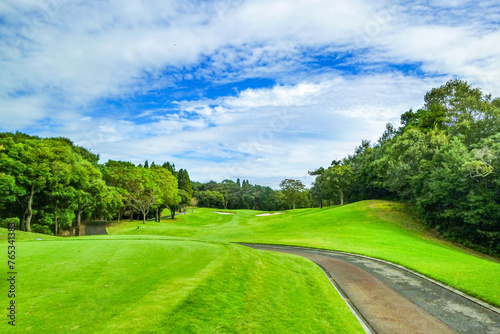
[241,243,500,334]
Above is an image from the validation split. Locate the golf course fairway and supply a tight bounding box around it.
[108,200,500,308]
[0,236,363,333]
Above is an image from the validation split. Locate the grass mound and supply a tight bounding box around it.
[4,237,362,333]
[109,200,500,307]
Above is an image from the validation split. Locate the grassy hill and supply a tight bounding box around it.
[108,200,500,307]
[0,235,362,333]
[3,199,499,333]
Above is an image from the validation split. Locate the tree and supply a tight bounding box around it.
[308,80,500,255]
[162,162,176,177]
[217,180,239,209]
[102,160,135,221]
[279,179,305,210]
[71,157,119,235]
[0,135,77,232]
[177,169,193,197]
[309,167,326,208]
[195,190,224,208]
[124,167,162,224]
[151,165,179,220]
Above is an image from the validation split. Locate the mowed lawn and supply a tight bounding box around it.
[109,200,500,307]
[0,235,363,334]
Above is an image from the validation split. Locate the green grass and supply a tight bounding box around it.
[1,236,363,333]
[109,200,500,307]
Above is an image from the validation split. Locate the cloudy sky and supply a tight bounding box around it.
[1,0,499,188]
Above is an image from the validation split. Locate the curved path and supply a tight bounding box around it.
[240,243,500,334]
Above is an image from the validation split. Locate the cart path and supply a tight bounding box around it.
[240,243,500,334]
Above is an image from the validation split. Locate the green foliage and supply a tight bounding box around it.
[31,223,52,235]
[0,217,19,229]
[279,179,306,209]
[0,134,124,235]
[193,179,286,211]
[102,161,178,223]
[177,168,193,198]
[196,189,225,208]
[312,162,352,206]
[311,79,500,255]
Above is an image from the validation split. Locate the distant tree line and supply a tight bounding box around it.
[309,80,500,255]
[192,178,311,211]
[0,132,193,235]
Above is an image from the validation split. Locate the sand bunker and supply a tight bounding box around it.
[255,212,283,217]
[214,211,236,215]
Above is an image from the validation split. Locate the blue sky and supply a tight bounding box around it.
[1,0,500,188]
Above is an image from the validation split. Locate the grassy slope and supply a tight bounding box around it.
[0,235,363,334]
[109,200,500,307]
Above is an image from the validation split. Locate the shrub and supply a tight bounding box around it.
[31,224,52,235]
[0,217,20,229]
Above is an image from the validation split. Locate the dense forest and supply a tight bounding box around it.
[310,80,500,255]
[0,134,191,235]
[0,80,498,255]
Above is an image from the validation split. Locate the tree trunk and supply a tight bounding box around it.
[156,207,160,222]
[25,185,35,232]
[292,202,296,210]
[130,211,134,221]
[17,198,25,231]
[54,205,59,236]
[19,206,26,232]
[170,209,175,219]
[339,189,344,206]
[75,209,82,236]
[118,209,122,222]
[142,211,146,224]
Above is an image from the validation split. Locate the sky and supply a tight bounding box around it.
[1,0,500,188]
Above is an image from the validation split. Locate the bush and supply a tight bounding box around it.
[0,217,20,229]
[31,224,52,235]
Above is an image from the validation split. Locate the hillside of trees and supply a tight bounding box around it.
[0,133,194,235]
[310,80,500,255]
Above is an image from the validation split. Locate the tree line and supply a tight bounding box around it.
[192,178,311,211]
[0,132,312,235]
[309,80,500,255]
[0,133,193,235]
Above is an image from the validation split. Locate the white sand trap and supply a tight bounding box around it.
[214,211,235,215]
[256,212,283,217]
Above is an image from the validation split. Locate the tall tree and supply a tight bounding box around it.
[279,179,305,210]
[177,169,193,198]
[124,167,161,224]
[151,165,179,220]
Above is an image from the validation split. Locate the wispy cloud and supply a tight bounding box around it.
[0,0,499,186]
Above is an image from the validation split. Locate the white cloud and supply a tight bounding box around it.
[52,73,438,187]
[1,0,499,187]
